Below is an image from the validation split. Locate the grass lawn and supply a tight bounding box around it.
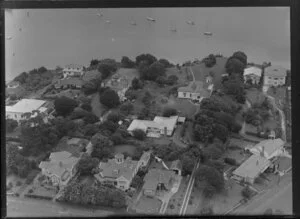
[134,195,162,215]
[246,88,266,105]
[114,145,137,157]
[91,92,107,118]
[165,67,188,85]
[191,57,228,90]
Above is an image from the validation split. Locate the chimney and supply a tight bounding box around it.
[164,127,167,136]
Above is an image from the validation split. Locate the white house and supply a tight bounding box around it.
[243,66,262,84]
[94,153,140,191]
[127,116,179,138]
[249,138,285,160]
[232,154,271,184]
[63,64,84,78]
[263,65,287,87]
[178,81,213,102]
[39,151,79,187]
[6,99,47,123]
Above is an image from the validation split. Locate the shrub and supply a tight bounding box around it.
[81,103,92,112]
[100,89,120,108]
[132,129,146,140]
[110,133,125,145]
[241,186,252,199]
[224,157,237,166]
[28,189,34,194]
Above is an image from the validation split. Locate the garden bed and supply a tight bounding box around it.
[166,176,189,215]
[134,195,162,215]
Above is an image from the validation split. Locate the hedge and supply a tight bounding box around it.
[25,194,53,200]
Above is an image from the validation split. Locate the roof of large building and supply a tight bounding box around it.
[64,64,84,70]
[232,154,271,179]
[244,66,262,77]
[96,154,139,181]
[143,169,175,191]
[250,138,285,156]
[39,151,79,177]
[264,65,287,77]
[6,99,46,113]
[178,81,211,98]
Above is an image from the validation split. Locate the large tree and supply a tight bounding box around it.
[98,59,117,80]
[194,124,214,143]
[135,53,157,66]
[131,77,143,90]
[100,89,120,108]
[225,57,246,75]
[54,96,78,117]
[195,165,225,196]
[121,56,135,68]
[232,51,247,66]
[77,154,100,175]
[91,133,114,160]
[145,61,166,81]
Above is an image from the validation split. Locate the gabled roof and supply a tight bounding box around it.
[64,64,84,70]
[244,66,262,77]
[232,155,270,179]
[264,66,287,77]
[39,151,79,177]
[251,139,285,156]
[6,99,46,113]
[96,155,139,181]
[143,169,175,191]
[169,160,182,170]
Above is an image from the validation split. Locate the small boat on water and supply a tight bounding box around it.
[186,21,195,25]
[146,17,156,22]
[204,32,213,36]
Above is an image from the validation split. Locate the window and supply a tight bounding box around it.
[183,93,186,97]
[274,78,278,80]
[268,77,272,80]
[15,114,17,118]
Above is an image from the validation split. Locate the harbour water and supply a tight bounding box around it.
[5,7,290,81]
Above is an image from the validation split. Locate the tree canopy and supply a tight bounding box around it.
[135,53,157,66]
[121,56,136,68]
[98,59,118,79]
[77,154,100,175]
[100,89,120,108]
[54,96,78,117]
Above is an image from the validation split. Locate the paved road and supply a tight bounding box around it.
[233,172,292,215]
[188,66,196,82]
[6,196,117,217]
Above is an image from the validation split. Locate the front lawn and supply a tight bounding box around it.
[134,195,162,215]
